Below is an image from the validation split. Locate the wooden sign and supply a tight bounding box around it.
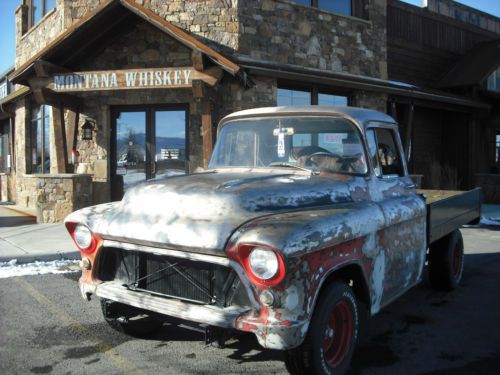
[46,67,221,92]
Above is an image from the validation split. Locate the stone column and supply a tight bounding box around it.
[15,3,29,58]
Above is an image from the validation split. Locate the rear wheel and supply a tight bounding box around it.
[428,229,464,291]
[285,282,359,375]
[100,298,163,337]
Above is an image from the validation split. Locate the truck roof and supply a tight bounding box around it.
[220,106,397,127]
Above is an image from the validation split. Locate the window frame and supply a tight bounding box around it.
[27,0,56,28]
[0,119,12,173]
[29,103,51,175]
[366,122,407,179]
[277,83,352,107]
[288,0,367,19]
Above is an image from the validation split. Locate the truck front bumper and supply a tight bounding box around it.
[89,280,307,350]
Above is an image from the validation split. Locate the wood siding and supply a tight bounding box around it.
[387,0,498,87]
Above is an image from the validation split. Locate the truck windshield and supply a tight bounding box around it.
[209,116,367,175]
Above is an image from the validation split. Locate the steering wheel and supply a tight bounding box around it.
[306,152,341,167]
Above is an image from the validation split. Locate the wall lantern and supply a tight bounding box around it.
[81,120,95,141]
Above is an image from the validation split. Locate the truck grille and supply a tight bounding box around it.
[96,247,250,308]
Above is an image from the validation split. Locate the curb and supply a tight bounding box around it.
[0,251,81,264]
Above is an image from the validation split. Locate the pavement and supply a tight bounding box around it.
[0,203,499,264]
[0,205,78,263]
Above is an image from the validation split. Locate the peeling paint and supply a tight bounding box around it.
[66,107,430,352]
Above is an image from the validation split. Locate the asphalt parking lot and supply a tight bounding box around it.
[1,226,499,375]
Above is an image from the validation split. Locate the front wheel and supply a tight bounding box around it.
[428,229,464,291]
[285,282,359,375]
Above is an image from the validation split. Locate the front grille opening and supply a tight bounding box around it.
[96,247,251,309]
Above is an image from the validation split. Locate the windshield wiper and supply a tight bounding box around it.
[268,162,318,174]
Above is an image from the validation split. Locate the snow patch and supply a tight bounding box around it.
[481,217,500,227]
[0,259,80,279]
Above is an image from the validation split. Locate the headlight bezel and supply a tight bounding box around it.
[248,247,279,280]
[227,243,286,287]
[74,224,93,249]
[65,222,101,254]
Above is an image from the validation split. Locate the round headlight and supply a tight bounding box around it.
[74,224,92,249]
[249,247,279,280]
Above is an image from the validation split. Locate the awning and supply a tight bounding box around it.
[0,87,31,114]
[10,0,244,85]
[237,57,491,111]
[438,39,500,88]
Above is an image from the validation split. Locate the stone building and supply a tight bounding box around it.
[1,0,499,222]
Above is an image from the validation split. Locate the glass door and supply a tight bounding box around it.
[154,110,187,180]
[114,111,147,198]
[112,107,187,200]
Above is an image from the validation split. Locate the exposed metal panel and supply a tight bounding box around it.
[421,187,482,243]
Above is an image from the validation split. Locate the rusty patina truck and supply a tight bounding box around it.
[65,107,481,374]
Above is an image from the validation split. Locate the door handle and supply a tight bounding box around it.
[405,183,417,189]
[151,161,156,175]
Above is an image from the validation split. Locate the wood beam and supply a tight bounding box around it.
[28,78,82,110]
[192,79,205,101]
[201,100,213,167]
[192,50,204,71]
[65,109,79,163]
[34,60,73,78]
[51,106,68,173]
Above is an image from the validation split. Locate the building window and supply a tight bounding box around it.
[318,0,351,16]
[278,88,312,106]
[288,1,366,18]
[487,66,500,93]
[278,86,350,107]
[29,0,56,27]
[0,120,11,173]
[30,104,51,174]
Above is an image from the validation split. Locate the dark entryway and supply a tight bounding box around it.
[111,106,188,200]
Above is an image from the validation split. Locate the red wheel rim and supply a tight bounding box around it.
[452,243,463,279]
[322,299,354,369]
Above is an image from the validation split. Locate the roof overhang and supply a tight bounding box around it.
[437,39,500,89]
[237,58,491,111]
[10,0,242,85]
[0,86,31,117]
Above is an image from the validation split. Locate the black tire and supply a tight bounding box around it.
[285,282,359,375]
[428,229,464,291]
[100,299,163,337]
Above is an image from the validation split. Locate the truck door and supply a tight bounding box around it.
[365,125,427,308]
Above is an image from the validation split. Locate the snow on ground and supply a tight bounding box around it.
[0,259,80,279]
[481,217,500,226]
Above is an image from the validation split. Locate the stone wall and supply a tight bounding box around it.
[139,0,239,52]
[16,174,92,223]
[15,3,63,68]
[351,91,388,112]
[219,76,277,116]
[15,0,240,69]
[237,0,388,79]
[0,173,16,202]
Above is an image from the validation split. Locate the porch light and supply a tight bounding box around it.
[82,120,95,140]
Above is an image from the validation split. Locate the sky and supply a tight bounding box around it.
[0,0,499,75]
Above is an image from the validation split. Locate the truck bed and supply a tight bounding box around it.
[417,188,482,244]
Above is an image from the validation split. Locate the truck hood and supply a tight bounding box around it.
[67,169,364,255]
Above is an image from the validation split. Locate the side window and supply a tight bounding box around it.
[367,128,404,178]
[366,129,381,177]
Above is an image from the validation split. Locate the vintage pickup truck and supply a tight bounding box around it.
[65,106,481,374]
